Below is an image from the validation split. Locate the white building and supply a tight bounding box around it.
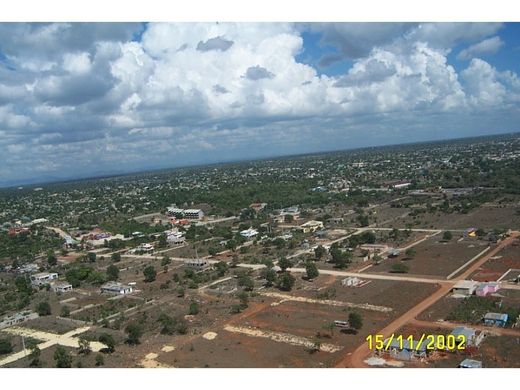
[240,228,258,239]
[167,231,185,244]
[452,280,479,296]
[184,259,209,269]
[184,209,204,220]
[51,282,73,293]
[101,281,133,295]
[341,277,364,287]
[137,243,154,253]
[30,272,58,287]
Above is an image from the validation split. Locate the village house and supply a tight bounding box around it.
[459,358,482,368]
[101,281,134,295]
[377,338,428,361]
[30,272,59,287]
[483,312,508,327]
[184,258,210,270]
[240,228,259,239]
[0,311,39,330]
[476,282,500,296]
[295,220,324,233]
[51,281,73,293]
[452,280,479,296]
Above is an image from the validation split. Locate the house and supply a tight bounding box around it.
[459,358,482,368]
[51,282,73,293]
[296,220,324,233]
[184,209,204,220]
[450,327,479,348]
[476,282,500,296]
[249,203,267,212]
[280,206,300,221]
[30,272,58,287]
[240,228,258,239]
[167,207,185,218]
[101,281,133,295]
[0,311,39,330]
[452,280,479,296]
[483,312,508,327]
[167,231,185,244]
[378,338,428,361]
[137,243,154,253]
[184,259,210,270]
[360,244,389,253]
[341,277,363,287]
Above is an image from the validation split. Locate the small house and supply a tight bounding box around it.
[341,277,363,287]
[184,259,210,270]
[459,358,482,368]
[452,280,479,296]
[101,281,133,295]
[476,282,500,297]
[483,312,508,327]
[378,338,428,361]
[450,327,478,348]
[30,272,59,287]
[51,282,73,293]
[240,228,258,239]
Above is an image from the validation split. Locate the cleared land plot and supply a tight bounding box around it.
[21,316,79,335]
[365,237,490,277]
[470,244,520,281]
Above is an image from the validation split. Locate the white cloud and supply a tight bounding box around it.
[457,36,504,61]
[63,52,92,74]
[461,58,506,106]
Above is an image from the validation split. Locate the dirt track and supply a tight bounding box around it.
[335,231,519,368]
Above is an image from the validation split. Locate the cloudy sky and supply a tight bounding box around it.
[0,22,520,187]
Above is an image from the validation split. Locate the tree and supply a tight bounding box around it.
[36,301,51,316]
[158,234,167,248]
[125,323,143,345]
[111,252,121,262]
[262,267,277,287]
[47,250,58,267]
[278,257,293,272]
[238,274,254,291]
[54,345,72,368]
[348,312,363,332]
[314,245,326,260]
[284,214,294,223]
[177,287,185,297]
[158,313,177,335]
[277,272,296,291]
[322,322,335,337]
[61,306,70,318]
[310,337,322,353]
[95,354,105,366]
[0,339,13,355]
[404,247,416,259]
[305,261,319,280]
[161,256,171,267]
[330,246,350,269]
[28,345,41,367]
[208,247,218,256]
[143,266,157,282]
[237,291,249,309]
[390,263,409,273]
[215,261,228,277]
[78,336,91,355]
[189,301,200,315]
[87,252,97,262]
[106,265,119,281]
[443,231,453,241]
[98,333,115,353]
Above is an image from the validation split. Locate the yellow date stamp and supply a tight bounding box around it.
[366,334,466,351]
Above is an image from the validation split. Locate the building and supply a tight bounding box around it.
[450,327,479,348]
[30,272,58,287]
[184,259,209,270]
[136,243,154,253]
[184,209,204,220]
[51,282,73,293]
[101,281,133,295]
[249,203,267,212]
[476,282,500,296]
[167,231,185,244]
[167,207,185,218]
[452,280,479,296]
[360,244,389,253]
[240,228,258,239]
[378,338,428,361]
[280,206,300,221]
[341,277,364,287]
[483,312,508,327]
[0,311,39,330]
[296,220,324,233]
[459,358,482,368]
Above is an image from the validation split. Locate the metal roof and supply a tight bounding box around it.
[484,312,508,321]
[459,358,482,368]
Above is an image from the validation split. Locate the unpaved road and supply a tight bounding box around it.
[410,319,520,337]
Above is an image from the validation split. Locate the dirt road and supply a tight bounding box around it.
[410,319,520,337]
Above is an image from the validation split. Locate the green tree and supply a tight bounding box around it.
[314,245,326,260]
[111,252,121,262]
[443,231,453,241]
[237,291,249,309]
[215,261,228,277]
[95,354,105,366]
[158,234,167,248]
[99,333,116,353]
[278,257,293,272]
[158,313,177,335]
[54,345,72,368]
[47,250,58,267]
[78,336,91,355]
[143,266,157,282]
[87,252,97,262]
[238,274,254,291]
[125,323,143,345]
[277,272,296,291]
[106,265,119,281]
[36,301,51,316]
[189,301,200,315]
[177,287,185,297]
[348,312,363,331]
[0,339,13,355]
[305,261,319,280]
[161,256,171,267]
[262,267,277,287]
[208,247,218,256]
[390,263,409,273]
[28,345,41,367]
[405,247,416,259]
[60,306,70,318]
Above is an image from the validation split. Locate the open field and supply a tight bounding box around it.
[470,243,520,281]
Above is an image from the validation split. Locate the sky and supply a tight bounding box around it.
[0,22,520,187]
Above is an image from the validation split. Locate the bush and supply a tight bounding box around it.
[0,339,13,355]
[143,266,157,282]
[36,301,52,316]
[390,263,409,273]
[189,302,199,315]
[442,231,453,241]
